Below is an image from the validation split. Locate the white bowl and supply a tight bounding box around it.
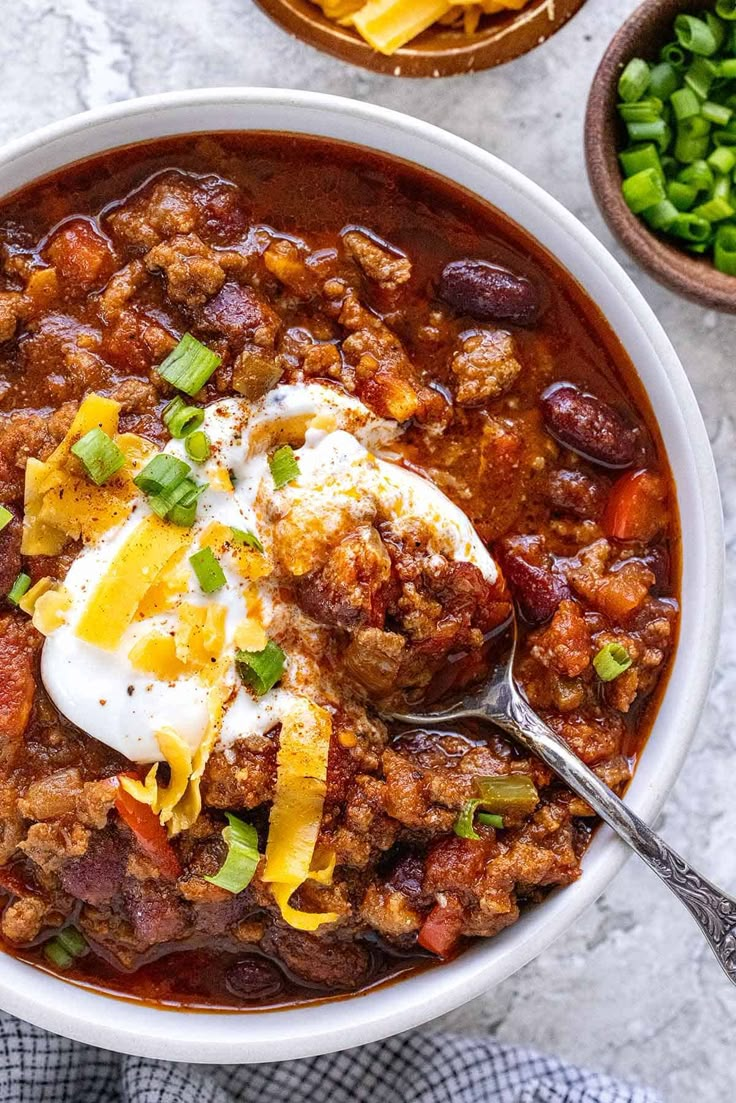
[0,88,723,1063]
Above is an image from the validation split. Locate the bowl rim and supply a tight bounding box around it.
[585,0,736,312]
[251,0,588,78]
[0,87,724,1063]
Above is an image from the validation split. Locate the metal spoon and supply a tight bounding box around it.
[386,619,736,986]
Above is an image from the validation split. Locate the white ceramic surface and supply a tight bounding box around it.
[0,88,723,1064]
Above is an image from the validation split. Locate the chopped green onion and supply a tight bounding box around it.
[477,812,505,829]
[715,222,736,271]
[269,445,300,489]
[184,430,211,463]
[236,640,286,697]
[626,119,671,150]
[675,14,719,56]
[454,800,483,840]
[678,159,714,191]
[166,479,206,528]
[717,0,736,20]
[134,454,205,527]
[685,56,719,98]
[660,42,688,70]
[134,453,190,496]
[686,240,711,253]
[474,775,539,816]
[622,168,666,213]
[643,199,679,231]
[162,395,205,438]
[593,642,633,682]
[43,939,73,970]
[618,98,664,123]
[157,334,221,397]
[693,194,735,219]
[619,57,651,102]
[7,573,31,607]
[671,86,701,120]
[714,173,732,201]
[666,180,697,210]
[204,813,260,894]
[669,212,712,241]
[189,546,226,594]
[619,143,664,179]
[230,527,264,553]
[70,428,125,486]
[617,14,736,278]
[708,144,736,172]
[0,505,12,532]
[56,926,87,957]
[702,99,733,125]
[675,115,711,163]
[719,57,736,79]
[648,61,680,100]
[43,927,86,970]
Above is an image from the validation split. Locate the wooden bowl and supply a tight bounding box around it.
[253,0,588,78]
[586,0,736,313]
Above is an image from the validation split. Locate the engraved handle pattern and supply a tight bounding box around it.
[497,689,736,985]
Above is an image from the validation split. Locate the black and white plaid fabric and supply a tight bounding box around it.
[0,1015,661,1103]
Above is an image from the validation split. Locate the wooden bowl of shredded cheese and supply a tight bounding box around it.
[253,0,588,76]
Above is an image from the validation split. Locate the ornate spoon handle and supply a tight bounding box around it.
[496,690,736,985]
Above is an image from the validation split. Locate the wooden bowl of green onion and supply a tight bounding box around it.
[586,0,736,311]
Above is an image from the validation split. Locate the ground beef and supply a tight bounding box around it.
[342,229,412,290]
[0,291,27,343]
[261,927,372,991]
[1,894,48,944]
[105,174,201,252]
[123,878,192,947]
[144,233,226,308]
[450,328,522,405]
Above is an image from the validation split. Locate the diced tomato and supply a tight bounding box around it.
[46,218,116,289]
[603,469,667,544]
[113,780,181,880]
[417,897,465,958]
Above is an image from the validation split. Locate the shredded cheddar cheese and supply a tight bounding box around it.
[129,634,189,680]
[21,393,156,555]
[32,588,72,636]
[75,515,189,650]
[120,674,230,837]
[263,697,339,931]
[174,602,227,671]
[311,0,533,55]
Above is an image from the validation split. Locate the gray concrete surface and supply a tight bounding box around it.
[1,1,734,1097]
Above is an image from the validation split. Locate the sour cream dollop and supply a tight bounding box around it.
[42,383,496,763]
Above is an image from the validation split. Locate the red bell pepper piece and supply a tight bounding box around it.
[417,896,465,958]
[113,780,181,879]
[603,469,666,544]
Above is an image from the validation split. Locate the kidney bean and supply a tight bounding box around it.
[540,384,637,469]
[636,544,670,594]
[225,956,285,1002]
[439,259,541,325]
[547,469,609,520]
[496,541,571,625]
[383,849,425,902]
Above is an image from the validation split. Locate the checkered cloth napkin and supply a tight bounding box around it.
[0,1016,661,1103]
